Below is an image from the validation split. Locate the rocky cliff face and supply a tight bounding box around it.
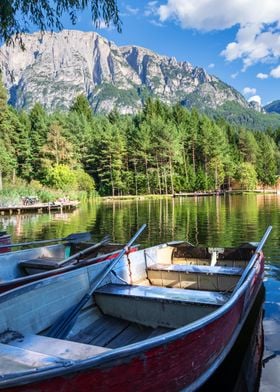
[0,30,250,114]
[249,100,266,113]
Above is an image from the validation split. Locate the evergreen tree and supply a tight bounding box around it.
[238,129,259,164]
[127,122,152,194]
[40,121,76,169]
[9,109,32,180]
[29,103,48,178]
[0,140,16,190]
[185,109,199,175]
[0,94,278,196]
[256,133,278,185]
[70,95,93,122]
[237,162,257,190]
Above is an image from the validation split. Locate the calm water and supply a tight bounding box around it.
[0,194,279,391]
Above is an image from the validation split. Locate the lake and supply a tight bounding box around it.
[0,193,279,391]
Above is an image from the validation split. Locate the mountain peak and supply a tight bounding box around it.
[0,29,249,114]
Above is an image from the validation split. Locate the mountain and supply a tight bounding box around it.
[0,30,250,114]
[264,100,280,114]
[212,101,280,131]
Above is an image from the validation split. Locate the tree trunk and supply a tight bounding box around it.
[215,164,218,190]
[12,168,16,184]
[192,141,196,174]
[163,167,168,195]
[133,160,138,196]
[144,157,150,194]
[156,157,162,195]
[169,155,174,195]
[109,155,114,196]
[204,159,208,191]
[183,148,188,187]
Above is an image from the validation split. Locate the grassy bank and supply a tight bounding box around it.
[0,181,97,207]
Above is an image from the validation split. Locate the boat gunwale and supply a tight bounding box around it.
[0,251,264,389]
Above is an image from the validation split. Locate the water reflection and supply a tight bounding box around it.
[1,194,279,249]
[261,275,280,392]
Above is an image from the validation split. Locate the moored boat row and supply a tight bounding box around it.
[0,225,272,391]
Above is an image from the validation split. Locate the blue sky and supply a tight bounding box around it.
[50,1,280,105]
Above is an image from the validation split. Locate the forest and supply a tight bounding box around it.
[0,77,280,198]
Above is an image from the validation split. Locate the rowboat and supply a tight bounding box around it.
[0,232,11,253]
[0,225,271,391]
[0,233,137,293]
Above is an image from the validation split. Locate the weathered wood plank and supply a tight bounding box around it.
[94,284,227,328]
[148,264,243,275]
[9,334,110,360]
[72,315,129,346]
[0,342,65,376]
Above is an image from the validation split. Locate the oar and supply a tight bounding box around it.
[48,224,146,339]
[232,225,272,295]
[0,232,92,249]
[58,235,111,267]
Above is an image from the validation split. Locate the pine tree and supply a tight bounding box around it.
[70,95,93,122]
[256,133,277,185]
[40,121,76,169]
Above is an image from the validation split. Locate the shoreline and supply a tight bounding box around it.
[100,189,280,202]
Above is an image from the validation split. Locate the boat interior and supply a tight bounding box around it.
[0,242,256,376]
[0,241,125,281]
[19,242,126,274]
[141,242,256,291]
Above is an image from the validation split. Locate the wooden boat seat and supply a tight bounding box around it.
[96,284,229,306]
[7,334,110,360]
[0,341,68,376]
[94,284,230,328]
[148,264,243,275]
[0,335,110,378]
[19,257,67,273]
[147,264,243,291]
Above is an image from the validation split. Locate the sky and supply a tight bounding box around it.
[40,1,280,106]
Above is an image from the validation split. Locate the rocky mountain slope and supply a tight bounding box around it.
[0,30,251,114]
[264,100,280,114]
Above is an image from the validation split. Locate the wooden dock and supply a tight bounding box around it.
[0,201,80,215]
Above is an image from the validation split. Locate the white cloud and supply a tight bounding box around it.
[257,73,269,79]
[222,25,280,69]
[158,1,280,30]
[248,95,262,105]
[125,6,140,16]
[231,72,239,79]
[243,87,257,96]
[157,1,280,69]
[208,63,215,68]
[145,1,159,17]
[270,65,280,78]
[150,19,164,27]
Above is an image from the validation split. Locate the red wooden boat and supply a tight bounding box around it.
[0,226,271,391]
